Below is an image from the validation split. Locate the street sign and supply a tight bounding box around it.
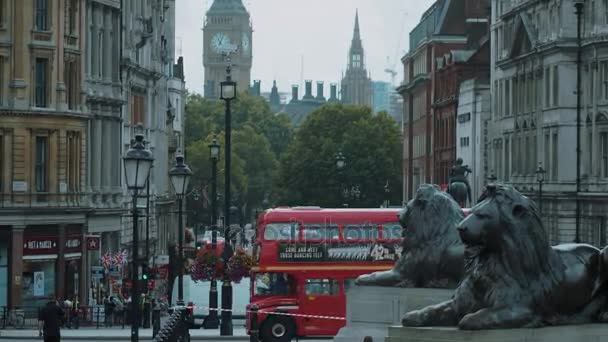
[86,236,100,251]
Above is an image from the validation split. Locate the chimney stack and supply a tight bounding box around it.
[316,81,326,102]
[291,85,299,103]
[329,83,338,102]
[303,80,314,100]
[253,80,261,96]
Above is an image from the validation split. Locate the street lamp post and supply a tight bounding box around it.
[123,134,154,342]
[206,136,220,329]
[536,162,546,219]
[336,151,346,207]
[384,181,390,208]
[220,61,237,336]
[574,0,584,243]
[169,154,193,307]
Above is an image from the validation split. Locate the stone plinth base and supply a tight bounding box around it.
[333,286,453,342]
[385,324,608,342]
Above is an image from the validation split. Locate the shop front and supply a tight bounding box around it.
[22,226,84,308]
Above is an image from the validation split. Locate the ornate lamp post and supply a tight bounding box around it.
[384,181,390,208]
[536,162,546,219]
[205,136,220,329]
[336,151,346,206]
[123,134,154,342]
[168,154,193,307]
[574,0,585,243]
[220,60,237,336]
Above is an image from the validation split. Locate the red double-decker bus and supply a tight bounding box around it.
[246,206,404,341]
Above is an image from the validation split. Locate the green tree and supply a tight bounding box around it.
[277,104,402,208]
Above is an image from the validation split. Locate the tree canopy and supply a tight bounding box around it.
[277,104,402,208]
[184,91,292,227]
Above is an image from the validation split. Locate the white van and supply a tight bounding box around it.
[171,276,251,328]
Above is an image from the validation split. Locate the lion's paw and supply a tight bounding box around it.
[598,311,608,323]
[458,314,484,330]
[402,310,425,327]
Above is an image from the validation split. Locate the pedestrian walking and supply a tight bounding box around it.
[38,299,65,342]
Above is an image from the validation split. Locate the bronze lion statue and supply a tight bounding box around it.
[402,184,608,330]
[356,184,465,288]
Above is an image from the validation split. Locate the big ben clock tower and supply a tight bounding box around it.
[203,0,253,97]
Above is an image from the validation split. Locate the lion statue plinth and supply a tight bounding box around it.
[356,184,465,288]
[402,184,608,330]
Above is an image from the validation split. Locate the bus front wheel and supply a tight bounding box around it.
[261,316,295,342]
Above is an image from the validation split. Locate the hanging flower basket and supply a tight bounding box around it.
[190,246,224,282]
[226,249,254,283]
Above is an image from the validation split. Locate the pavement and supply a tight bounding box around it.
[0,327,249,340]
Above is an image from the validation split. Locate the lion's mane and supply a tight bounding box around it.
[393,184,465,287]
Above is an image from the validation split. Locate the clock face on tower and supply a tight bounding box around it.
[211,32,230,53]
[241,33,250,55]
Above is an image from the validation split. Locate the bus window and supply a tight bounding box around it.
[305,279,340,296]
[264,223,300,240]
[302,224,340,241]
[344,224,379,241]
[382,223,402,240]
[254,273,293,296]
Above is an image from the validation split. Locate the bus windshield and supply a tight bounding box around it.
[254,272,294,296]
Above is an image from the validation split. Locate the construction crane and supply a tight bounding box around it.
[385,11,408,86]
[384,56,398,86]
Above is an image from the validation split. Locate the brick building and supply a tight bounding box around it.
[399,0,490,199]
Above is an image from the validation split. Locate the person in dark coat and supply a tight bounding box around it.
[38,300,65,342]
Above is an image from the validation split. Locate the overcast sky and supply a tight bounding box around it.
[175,0,436,95]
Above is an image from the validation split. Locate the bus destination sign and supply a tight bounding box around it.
[278,243,402,262]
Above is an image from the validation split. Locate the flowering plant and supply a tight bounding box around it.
[190,246,223,282]
[226,249,254,283]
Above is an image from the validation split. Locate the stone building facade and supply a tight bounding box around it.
[399,0,490,200]
[0,0,89,307]
[119,0,186,300]
[489,0,608,246]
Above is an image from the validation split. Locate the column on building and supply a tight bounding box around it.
[93,117,103,189]
[103,116,112,189]
[8,226,25,307]
[57,225,66,300]
[104,7,112,82]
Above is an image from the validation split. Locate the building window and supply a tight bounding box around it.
[552,133,558,180]
[64,59,78,110]
[552,65,559,106]
[0,55,4,105]
[65,0,78,35]
[35,0,49,31]
[504,137,510,181]
[544,133,550,179]
[131,93,145,125]
[545,67,551,107]
[35,136,49,192]
[35,58,48,107]
[352,54,361,68]
[601,132,608,178]
[98,31,103,78]
[0,0,4,28]
[505,79,510,116]
[67,131,80,192]
[0,133,3,193]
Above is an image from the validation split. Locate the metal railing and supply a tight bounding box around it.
[0,306,153,330]
[154,306,190,342]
